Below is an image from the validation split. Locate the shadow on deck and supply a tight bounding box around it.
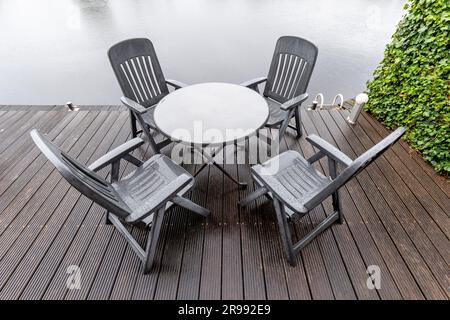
[0,104,448,300]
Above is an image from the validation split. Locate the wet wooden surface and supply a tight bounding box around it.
[0,104,448,300]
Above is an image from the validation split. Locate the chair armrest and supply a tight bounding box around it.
[306,134,353,167]
[166,79,188,89]
[88,138,145,172]
[121,97,147,114]
[129,173,193,223]
[280,93,309,111]
[239,77,267,88]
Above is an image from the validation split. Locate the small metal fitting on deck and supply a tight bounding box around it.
[347,93,368,124]
[308,93,345,110]
[308,93,323,110]
[66,101,79,111]
[307,92,368,125]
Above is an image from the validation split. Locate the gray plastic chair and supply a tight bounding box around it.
[241,36,318,142]
[108,38,187,153]
[30,129,209,274]
[239,127,405,265]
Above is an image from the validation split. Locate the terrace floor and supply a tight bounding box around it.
[0,104,448,300]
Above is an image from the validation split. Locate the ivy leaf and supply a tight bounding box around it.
[365,0,449,176]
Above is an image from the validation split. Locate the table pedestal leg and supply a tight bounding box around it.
[212,162,247,188]
[192,145,247,189]
[193,162,208,177]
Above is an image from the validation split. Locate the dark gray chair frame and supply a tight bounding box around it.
[108,38,187,153]
[239,127,406,265]
[30,129,209,273]
[241,36,318,142]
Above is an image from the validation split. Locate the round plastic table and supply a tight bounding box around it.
[154,82,269,187]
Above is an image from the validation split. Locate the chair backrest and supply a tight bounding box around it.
[30,129,131,219]
[305,127,406,209]
[108,38,169,108]
[264,36,318,103]
[342,127,405,179]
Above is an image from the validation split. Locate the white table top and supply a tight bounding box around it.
[154,82,269,146]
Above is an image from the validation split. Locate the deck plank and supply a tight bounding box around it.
[69,134,154,300]
[41,122,133,300]
[0,105,448,300]
[303,110,425,299]
[308,110,446,299]
[0,111,122,299]
[0,110,66,175]
[221,151,244,300]
[153,148,200,300]
[236,147,267,300]
[283,133,359,300]
[199,158,224,300]
[361,112,450,201]
[325,111,450,298]
[20,112,129,300]
[286,125,384,299]
[175,153,210,300]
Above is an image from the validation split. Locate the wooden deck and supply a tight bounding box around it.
[0,104,448,300]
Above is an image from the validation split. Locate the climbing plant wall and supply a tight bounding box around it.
[365,0,449,175]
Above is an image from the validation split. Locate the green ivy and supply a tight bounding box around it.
[365,0,449,175]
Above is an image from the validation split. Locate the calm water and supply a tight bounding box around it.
[0,0,406,105]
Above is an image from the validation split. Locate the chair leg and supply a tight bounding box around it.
[107,162,119,226]
[278,109,295,143]
[143,207,165,274]
[238,187,268,207]
[129,110,138,138]
[135,113,161,154]
[156,138,173,151]
[332,190,343,224]
[172,195,210,217]
[292,211,339,252]
[294,108,302,138]
[273,198,296,266]
[257,131,272,147]
[108,214,152,273]
[105,211,112,225]
[328,158,343,224]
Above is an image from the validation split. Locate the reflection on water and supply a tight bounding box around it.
[0,0,406,105]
